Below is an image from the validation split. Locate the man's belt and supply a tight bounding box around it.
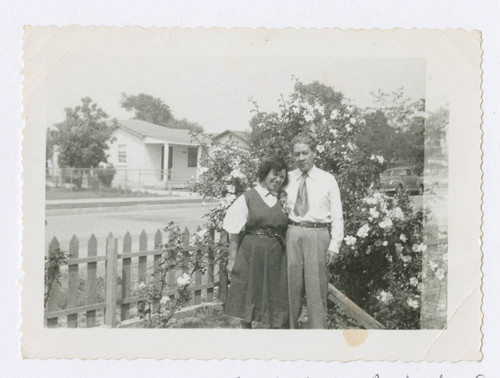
[245,228,285,248]
[288,220,330,229]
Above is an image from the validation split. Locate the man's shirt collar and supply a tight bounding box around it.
[293,165,318,181]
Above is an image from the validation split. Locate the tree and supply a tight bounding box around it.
[369,88,426,174]
[120,93,173,126]
[120,93,204,132]
[51,97,115,169]
[170,117,204,133]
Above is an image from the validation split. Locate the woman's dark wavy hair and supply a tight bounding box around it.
[257,159,289,188]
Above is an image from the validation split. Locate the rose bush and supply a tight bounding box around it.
[193,138,258,232]
[134,222,228,327]
[333,190,425,329]
[190,79,431,329]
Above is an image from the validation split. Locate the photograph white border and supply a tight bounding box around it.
[21,27,482,361]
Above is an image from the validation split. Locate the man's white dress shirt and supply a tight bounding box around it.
[286,165,344,253]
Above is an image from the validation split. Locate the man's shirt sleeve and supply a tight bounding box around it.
[328,175,344,253]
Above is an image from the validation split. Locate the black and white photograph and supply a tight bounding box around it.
[21,27,482,361]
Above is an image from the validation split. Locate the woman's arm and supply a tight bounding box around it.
[227,233,240,273]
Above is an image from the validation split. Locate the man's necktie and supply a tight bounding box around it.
[294,173,309,217]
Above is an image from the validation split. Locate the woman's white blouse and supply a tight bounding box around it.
[222,184,278,234]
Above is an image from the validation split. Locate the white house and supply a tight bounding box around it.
[108,119,205,189]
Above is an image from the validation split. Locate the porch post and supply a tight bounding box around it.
[196,145,202,179]
[163,143,169,185]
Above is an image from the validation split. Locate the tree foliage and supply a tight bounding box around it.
[170,117,204,133]
[50,97,115,169]
[368,88,426,174]
[120,93,173,126]
[120,93,203,132]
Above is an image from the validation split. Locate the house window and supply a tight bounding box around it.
[118,144,127,164]
[187,147,198,167]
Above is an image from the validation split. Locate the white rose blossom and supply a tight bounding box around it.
[316,144,325,153]
[160,296,171,305]
[382,241,388,246]
[356,224,370,238]
[369,207,380,219]
[330,109,339,120]
[176,273,191,287]
[379,218,393,229]
[232,156,242,167]
[370,154,385,164]
[223,193,236,206]
[390,207,405,221]
[412,243,427,253]
[399,234,408,243]
[304,112,315,122]
[401,255,412,263]
[407,298,419,309]
[376,290,393,303]
[315,104,325,115]
[409,277,419,287]
[304,102,315,113]
[349,117,357,125]
[344,235,357,246]
[365,197,377,205]
[329,128,338,137]
[230,169,245,179]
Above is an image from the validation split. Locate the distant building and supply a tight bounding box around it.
[209,130,251,153]
[108,119,205,189]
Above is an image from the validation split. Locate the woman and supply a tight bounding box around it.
[223,159,289,329]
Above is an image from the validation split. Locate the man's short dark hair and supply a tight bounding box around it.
[291,133,316,151]
[257,159,289,187]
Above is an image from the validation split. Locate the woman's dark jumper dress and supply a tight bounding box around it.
[224,188,289,328]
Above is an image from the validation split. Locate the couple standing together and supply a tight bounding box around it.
[222,133,344,329]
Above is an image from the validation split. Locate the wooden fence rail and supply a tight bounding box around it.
[45,227,228,328]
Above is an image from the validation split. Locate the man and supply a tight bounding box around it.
[285,133,344,329]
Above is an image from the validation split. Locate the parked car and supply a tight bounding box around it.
[376,167,424,195]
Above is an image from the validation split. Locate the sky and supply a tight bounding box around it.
[47,55,429,134]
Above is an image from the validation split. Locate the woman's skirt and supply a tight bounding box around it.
[224,234,289,328]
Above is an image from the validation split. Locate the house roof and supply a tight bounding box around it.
[114,119,197,145]
[214,130,251,144]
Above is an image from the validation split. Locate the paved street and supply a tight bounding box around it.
[45,202,216,256]
[46,194,447,257]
